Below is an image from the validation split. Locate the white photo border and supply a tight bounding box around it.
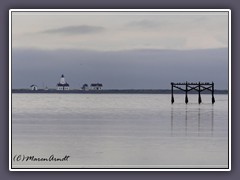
[9,9,231,171]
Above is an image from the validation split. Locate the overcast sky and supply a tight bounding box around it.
[11,11,229,89]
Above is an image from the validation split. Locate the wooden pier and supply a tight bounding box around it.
[171,82,215,104]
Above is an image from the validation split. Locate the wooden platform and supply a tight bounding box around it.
[171,82,215,104]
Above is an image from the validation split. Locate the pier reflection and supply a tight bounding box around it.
[171,105,214,137]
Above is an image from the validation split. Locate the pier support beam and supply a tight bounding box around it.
[185,81,188,104]
[171,81,215,104]
[171,83,174,104]
[212,82,215,104]
[198,82,202,104]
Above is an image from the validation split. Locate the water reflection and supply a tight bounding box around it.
[171,105,214,137]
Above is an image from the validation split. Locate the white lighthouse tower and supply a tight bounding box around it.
[57,74,70,90]
[60,74,66,84]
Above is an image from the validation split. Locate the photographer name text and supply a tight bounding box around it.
[13,154,70,162]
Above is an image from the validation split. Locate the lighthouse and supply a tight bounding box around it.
[57,74,70,90]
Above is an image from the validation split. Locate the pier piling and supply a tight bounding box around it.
[185,81,188,104]
[171,83,174,104]
[212,82,215,104]
[198,82,202,104]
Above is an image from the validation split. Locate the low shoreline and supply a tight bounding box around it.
[12,89,228,94]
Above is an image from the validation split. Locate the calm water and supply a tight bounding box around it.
[12,94,229,168]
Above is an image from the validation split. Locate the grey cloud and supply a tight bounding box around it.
[41,25,105,35]
[126,20,162,29]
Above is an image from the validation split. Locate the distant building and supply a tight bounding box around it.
[30,84,38,91]
[57,74,70,90]
[90,83,103,90]
[82,84,89,91]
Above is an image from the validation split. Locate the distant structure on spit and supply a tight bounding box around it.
[90,83,103,90]
[30,84,38,91]
[81,83,103,91]
[29,75,103,91]
[57,74,70,90]
[82,84,89,91]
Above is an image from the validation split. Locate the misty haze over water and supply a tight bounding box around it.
[12,48,228,90]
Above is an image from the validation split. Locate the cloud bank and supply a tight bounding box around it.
[126,20,162,29]
[41,25,105,35]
